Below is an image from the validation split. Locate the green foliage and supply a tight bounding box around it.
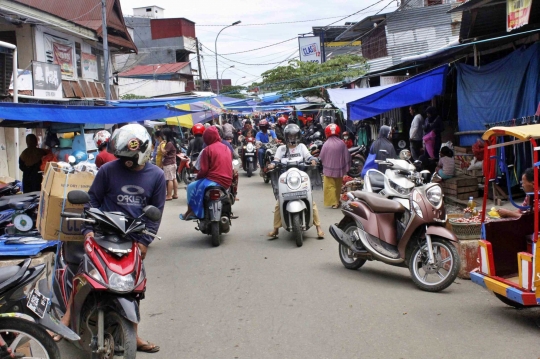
[252,54,368,97]
[221,85,246,99]
[120,94,148,100]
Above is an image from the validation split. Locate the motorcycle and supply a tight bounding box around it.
[261,141,280,184]
[52,190,162,358]
[240,136,257,177]
[268,161,322,247]
[177,151,199,185]
[0,258,79,359]
[0,192,41,235]
[308,139,324,158]
[330,176,460,292]
[347,145,367,178]
[0,181,21,198]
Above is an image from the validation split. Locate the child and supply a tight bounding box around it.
[436,146,455,180]
[342,131,353,149]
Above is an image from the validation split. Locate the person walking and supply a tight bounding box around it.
[161,128,178,200]
[409,105,424,160]
[19,134,45,193]
[423,106,443,157]
[320,124,351,208]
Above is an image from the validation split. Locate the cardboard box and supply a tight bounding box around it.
[37,163,95,241]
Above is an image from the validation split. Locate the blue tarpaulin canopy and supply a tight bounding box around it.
[347,65,449,121]
[327,85,396,120]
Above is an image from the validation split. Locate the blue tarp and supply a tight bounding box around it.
[347,65,449,121]
[0,102,196,124]
[0,236,58,257]
[456,43,540,146]
[327,85,396,120]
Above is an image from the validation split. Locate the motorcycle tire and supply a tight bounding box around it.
[0,317,60,359]
[247,163,253,178]
[338,222,366,270]
[103,311,137,359]
[347,158,365,178]
[292,213,303,247]
[182,168,194,185]
[263,172,270,184]
[494,293,525,309]
[408,237,460,292]
[211,221,220,247]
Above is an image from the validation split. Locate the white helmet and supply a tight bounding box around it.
[108,124,152,167]
[93,130,111,149]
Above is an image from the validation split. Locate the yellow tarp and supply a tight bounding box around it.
[165,104,194,128]
[482,124,540,141]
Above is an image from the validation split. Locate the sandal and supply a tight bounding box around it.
[331,204,340,209]
[165,197,173,201]
[317,229,325,239]
[137,342,160,353]
[267,230,279,238]
[172,195,179,199]
[179,213,197,221]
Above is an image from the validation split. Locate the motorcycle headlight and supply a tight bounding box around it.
[286,172,302,190]
[108,272,136,293]
[246,143,254,152]
[390,181,411,195]
[426,185,442,207]
[411,200,423,218]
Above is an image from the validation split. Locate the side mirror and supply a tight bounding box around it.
[67,190,90,205]
[143,205,162,222]
[379,149,388,154]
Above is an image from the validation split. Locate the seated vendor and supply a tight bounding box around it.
[498,167,534,218]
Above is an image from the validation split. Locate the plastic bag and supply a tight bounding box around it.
[423,131,436,158]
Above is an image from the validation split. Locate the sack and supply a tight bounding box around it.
[40,150,58,172]
[423,131,436,158]
[37,163,95,241]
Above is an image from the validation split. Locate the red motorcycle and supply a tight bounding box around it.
[51,190,162,358]
[177,151,199,185]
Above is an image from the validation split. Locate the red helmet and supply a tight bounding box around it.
[278,117,287,126]
[325,124,341,138]
[259,119,269,129]
[306,117,313,123]
[192,123,205,135]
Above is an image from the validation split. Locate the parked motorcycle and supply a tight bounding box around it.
[0,181,21,198]
[308,139,324,158]
[0,192,41,235]
[268,161,322,247]
[52,190,161,358]
[0,258,79,359]
[330,179,460,292]
[347,145,367,178]
[240,136,257,177]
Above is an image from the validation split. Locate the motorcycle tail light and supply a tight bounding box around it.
[209,189,221,200]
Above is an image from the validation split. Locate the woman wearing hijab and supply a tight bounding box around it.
[320,124,351,208]
[360,125,397,177]
[19,134,46,193]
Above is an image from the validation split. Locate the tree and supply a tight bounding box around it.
[251,54,368,98]
[221,85,246,99]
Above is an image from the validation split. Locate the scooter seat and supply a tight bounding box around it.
[352,191,405,214]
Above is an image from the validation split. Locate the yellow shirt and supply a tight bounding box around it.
[155,141,166,167]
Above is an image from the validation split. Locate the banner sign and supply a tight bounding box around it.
[82,52,98,80]
[298,36,322,64]
[43,33,75,79]
[507,0,533,32]
[9,69,33,91]
[32,62,62,99]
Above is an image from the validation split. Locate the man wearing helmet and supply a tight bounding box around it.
[93,130,115,169]
[187,123,205,158]
[58,124,165,353]
[275,116,287,142]
[267,124,325,238]
[256,119,277,174]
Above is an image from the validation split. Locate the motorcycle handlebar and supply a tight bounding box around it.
[60,212,82,218]
[143,229,162,240]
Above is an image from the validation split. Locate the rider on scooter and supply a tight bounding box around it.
[256,119,277,175]
[267,124,325,238]
[187,123,205,158]
[275,117,287,142]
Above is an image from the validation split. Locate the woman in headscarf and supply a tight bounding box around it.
[360,125,397,177]
[319,124,351,208]
[19,134,46,193]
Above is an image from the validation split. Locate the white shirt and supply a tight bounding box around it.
[274,144,312,164]
[410,114,424,141]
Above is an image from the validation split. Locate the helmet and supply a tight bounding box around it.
[277,117,287,126]
[108,124,152,167]
[325,124,341,138]
[192,123,204,135]
[306,117,313,124]
[70,150,88,164]
[213,125,224,138]
[93,130,111,149]
[284,124,301,146]
[259,119,269,129]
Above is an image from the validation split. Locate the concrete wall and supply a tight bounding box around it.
[118,77,185,97]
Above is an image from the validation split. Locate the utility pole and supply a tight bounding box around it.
[195,37,203,90]
[101,0,110,102]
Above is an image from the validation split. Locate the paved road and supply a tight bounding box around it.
[60,171,540,358]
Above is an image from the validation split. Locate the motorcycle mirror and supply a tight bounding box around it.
[68,155,76,164]
[232,159,239,167]
[67,190,90,205]
[378,149,388,154]
[143,205,162,222]
[414,160,422,165]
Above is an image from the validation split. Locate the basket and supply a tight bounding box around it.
[448,218,482,240]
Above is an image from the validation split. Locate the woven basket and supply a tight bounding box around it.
[448,218,482,240]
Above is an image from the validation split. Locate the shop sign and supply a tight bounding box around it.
[32,62,62,99]
[44,33,75,79]
[82,52,98,80]
[298,36,322,64]
[9,69,33,91]
[507,0,533,32]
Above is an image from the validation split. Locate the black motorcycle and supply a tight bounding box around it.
[347,145,367,178]
[0,192,41,235]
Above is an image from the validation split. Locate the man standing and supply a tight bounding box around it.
[409,106,424,160]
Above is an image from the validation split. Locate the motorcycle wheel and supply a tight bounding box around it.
[494,293,525,309]
[0,317,60,359]
[338,222,366,270]
[211,221,220,247]
[347,158,365,178]
[292,213,303,247]
[247,163,253,177]
[182,168,194,185]
[409,237,459,292]
[103,311,137,359]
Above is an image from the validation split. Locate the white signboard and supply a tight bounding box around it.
[298,36,322,64]
[32,62,63,99]
[9,69,33,91]
[380,76,410,86]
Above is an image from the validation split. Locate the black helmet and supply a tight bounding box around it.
[284,124,301,146]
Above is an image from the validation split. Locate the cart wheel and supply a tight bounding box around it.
[494,293,525,309]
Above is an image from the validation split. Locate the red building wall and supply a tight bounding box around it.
[150,18,196,40]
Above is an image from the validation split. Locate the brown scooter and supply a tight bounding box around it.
[330,183,460,292]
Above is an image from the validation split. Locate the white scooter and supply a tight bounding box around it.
[269,160,322,247]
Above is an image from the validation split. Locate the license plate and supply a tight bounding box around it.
[27,289,49,319]
[282,190,307,198]
[245,153,254,156]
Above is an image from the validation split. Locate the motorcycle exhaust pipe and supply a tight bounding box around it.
[220,216,230,233]
[329,224,362,254]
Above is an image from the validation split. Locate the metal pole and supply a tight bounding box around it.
[102,0,110,102]
[215,21,241,95]
[196,37,203,90]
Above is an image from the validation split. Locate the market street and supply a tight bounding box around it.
[57,172,540,359]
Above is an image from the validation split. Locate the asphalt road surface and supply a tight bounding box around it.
[59,170,540,358]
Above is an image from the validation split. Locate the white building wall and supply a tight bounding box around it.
[118,78,186,97]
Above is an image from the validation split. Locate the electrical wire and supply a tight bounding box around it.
[201,43,299,66]
[196,15,356,26]
[220,37,297,55]
[322,0,392,29]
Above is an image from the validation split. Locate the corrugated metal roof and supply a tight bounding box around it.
[386,4,456,65]
[367,56,394,72]
[12,0,136,52]
[119,63,190,77]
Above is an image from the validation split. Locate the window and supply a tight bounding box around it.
[91,47,105,82]
[75,43,82,78]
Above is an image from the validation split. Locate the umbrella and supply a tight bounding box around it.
[165,101,222,128]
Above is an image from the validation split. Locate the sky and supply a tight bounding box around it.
[118,0,400,87]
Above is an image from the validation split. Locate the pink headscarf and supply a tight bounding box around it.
[319,136,351,178]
